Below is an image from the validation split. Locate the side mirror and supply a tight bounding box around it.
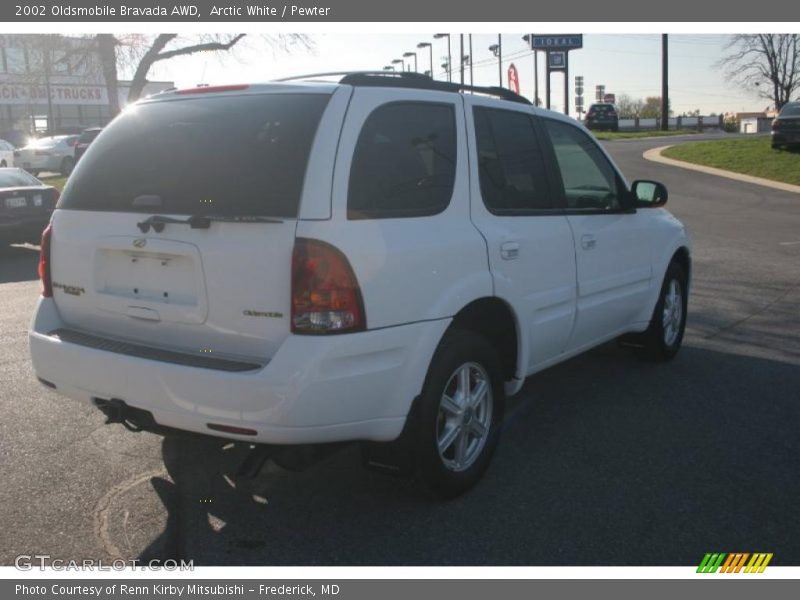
[631,180,668,208]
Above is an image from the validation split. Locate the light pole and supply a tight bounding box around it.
[489,34,502,87]
[523,34,539,106]
[459,34,464,85]
[433,33,451,82]
[417,42,433,79]
[403,52,418,73]
[391,58,405,72]
[469,34,473,86]
[43,41,54,136]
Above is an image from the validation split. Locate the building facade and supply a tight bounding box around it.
[0,34,173,145]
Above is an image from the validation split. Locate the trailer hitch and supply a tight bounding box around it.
[93,398,156,432]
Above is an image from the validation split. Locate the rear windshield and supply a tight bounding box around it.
[59,93,330,217]
[0,169,41,187]
[780,103,800,117]
[589,105,614,114]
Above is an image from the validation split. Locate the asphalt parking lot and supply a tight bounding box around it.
[1,133,799,566]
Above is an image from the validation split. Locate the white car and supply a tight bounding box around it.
[14,135,78,177]
[0,139,15,167]
[29,73,690,497]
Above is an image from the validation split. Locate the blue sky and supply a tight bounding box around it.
[148,33,771,116]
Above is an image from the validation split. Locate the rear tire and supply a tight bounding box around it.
[641,262,688,361]
[413,329,505,498]
[0,160,6,167]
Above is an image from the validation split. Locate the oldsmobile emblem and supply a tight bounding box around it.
[133,238,147,248]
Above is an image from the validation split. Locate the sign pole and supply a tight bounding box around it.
[545,52,551,110]
[564,51,569,117]
[530,35,582,114]
[661,33,669,131]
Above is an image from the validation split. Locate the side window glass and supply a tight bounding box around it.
[544,119,622,210]
[348,102,456,219]
[473,107,554,212]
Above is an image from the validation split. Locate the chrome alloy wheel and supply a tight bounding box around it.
[436,362,493,472]
[662,278,683,347]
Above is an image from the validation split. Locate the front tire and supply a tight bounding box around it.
[413,329,504,498]
[642,262,688,361]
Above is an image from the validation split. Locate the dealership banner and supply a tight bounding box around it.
[0,0,797,22]
[4,579,799,600]
[0,81,107,105]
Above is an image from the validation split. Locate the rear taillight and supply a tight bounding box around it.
[608,111,617,117]
[38,224,53,298]
[291,238,365,334]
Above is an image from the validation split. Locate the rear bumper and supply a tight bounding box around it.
[772,131,800,145]
[29,297,450,444]
[0,213,50,242]
[586,121,618,130]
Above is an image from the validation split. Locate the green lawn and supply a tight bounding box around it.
[662,136,800,186]
[594,129,700,141]
[39,175,67,191]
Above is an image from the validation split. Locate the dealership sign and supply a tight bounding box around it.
[0,82,108,105]
[528,34,583,51]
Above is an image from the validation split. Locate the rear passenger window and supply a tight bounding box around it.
[473,107,553,213]
[348,102,456,219]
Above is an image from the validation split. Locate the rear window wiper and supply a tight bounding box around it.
[136,214,283,233]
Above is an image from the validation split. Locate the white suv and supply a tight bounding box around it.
[29,73,690,497]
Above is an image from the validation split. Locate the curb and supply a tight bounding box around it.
[643,145,800,195]
[600,133,706,143]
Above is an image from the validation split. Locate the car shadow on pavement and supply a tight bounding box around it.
[0,243,40,284]
[137,342,800,566]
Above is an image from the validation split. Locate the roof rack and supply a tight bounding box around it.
[272,71,532,105]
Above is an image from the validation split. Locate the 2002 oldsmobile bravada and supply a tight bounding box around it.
[30,72,690,497]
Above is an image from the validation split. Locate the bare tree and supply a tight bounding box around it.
[719,34,800,110]
[639,96,668,119]
[89,33,313,116]
[615,94,644,118]
[96,34,121,116]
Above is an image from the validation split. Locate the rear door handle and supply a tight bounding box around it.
[500,241,520,260]
[581,234,596,250]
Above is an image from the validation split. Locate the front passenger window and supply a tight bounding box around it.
[544,119,622,210]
